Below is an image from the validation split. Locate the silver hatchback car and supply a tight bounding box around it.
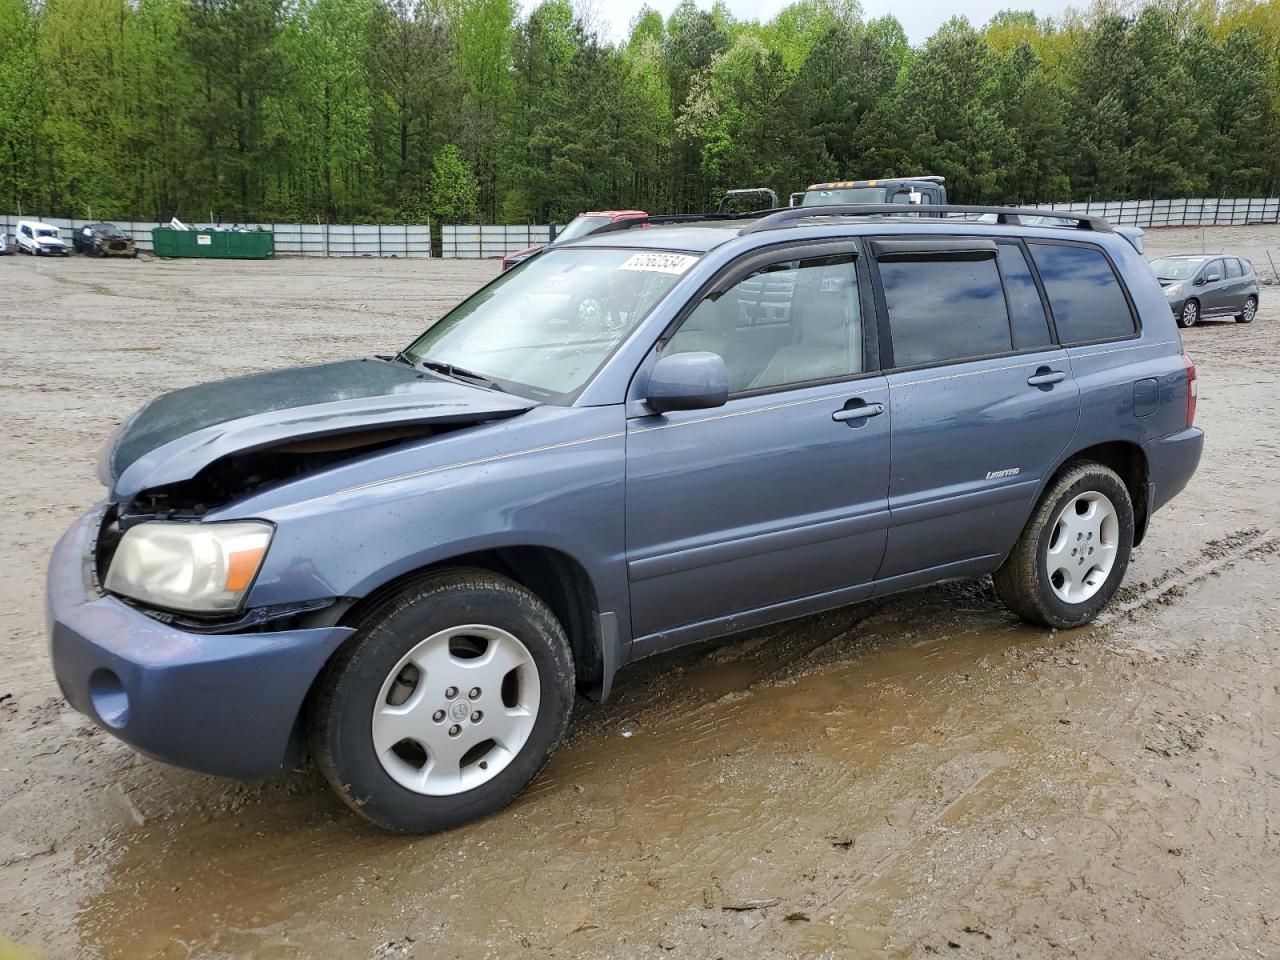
[1151,254,1260,328]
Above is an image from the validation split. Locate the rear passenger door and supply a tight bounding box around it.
[1223,257,1247,312]
[870,237,1081,584]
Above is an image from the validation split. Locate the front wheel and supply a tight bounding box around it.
[1236,296,1257,324]
[1178,299,1199,328]
[993,462,1135,629]
[309,569,574,833]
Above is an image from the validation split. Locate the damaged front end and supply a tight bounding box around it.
[93,358,537,632]
[93,235,137,257]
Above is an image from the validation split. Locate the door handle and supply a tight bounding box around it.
[832,401,884,422]
[1027,369,1067,386]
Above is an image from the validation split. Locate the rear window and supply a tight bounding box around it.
[997,243,1052,349]
[879,257,1011,366]
[1029,243,1135,344]
[553,215,612,244]
[803,187,887,206]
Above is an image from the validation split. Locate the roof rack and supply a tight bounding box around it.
[739,204,1114,235]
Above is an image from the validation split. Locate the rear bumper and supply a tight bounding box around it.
[47,505,353,778]
[1144,426,1204,515]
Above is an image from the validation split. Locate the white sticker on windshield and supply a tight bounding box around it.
[619,252,698,275]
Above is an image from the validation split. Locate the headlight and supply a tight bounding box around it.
[104,521,273,613]
[1164,282,1183,298]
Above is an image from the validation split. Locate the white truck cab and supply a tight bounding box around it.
[16,220,71,256]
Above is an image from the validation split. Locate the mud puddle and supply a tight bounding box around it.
[72,589,1209,960]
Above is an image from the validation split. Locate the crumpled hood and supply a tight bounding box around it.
[105,358,536,499]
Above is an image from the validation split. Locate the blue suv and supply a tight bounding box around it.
[47,205,1203,832]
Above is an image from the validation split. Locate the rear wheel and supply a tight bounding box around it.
[1178,299,1199,328]
[1236,296,1257,324]
[309,569,574,833]
[993,462,1134,629]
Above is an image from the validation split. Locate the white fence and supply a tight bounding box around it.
[0,215,432,258]
[1033,197,1280,227]
[441,224,552,259]
[7,197,1277,261]
[437,197,1280,258]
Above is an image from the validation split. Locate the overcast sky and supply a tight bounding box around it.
[566,0,1074,46]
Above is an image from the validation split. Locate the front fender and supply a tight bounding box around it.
[224,405,631,642]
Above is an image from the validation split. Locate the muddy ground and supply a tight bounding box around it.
[1,227,1279,959]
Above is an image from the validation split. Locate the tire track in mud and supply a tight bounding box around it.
[1099,525,1279,627]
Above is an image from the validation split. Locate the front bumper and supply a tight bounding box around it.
[1143,426,1204,515]
[95,241,137,257]
[47,505,353,778]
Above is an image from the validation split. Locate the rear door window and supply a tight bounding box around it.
[1028,243,1136,344]
[997,243,1052,349]
[877,253,1012,367]
[1226,258,1243,279]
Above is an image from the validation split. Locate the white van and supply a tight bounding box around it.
[16,220,71,256]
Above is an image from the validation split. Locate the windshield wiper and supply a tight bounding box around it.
[419,359,505,392]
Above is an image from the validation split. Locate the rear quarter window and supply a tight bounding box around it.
[1028,243,1136,344]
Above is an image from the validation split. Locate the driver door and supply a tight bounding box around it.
[624,243,891,655]
[1198,258,1229,316]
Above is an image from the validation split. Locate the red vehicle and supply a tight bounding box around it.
[500,210,649,271]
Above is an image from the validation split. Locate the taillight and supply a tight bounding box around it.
[1182,353,1197,427]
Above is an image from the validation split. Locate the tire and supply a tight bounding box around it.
[309,568,574,833]
[1178,299,1199,328]
[993,462,1135,629]
[1236,296,1257,324]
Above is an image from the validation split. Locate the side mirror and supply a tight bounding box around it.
[1193,275,1205,286]
[1207,273,1221,283]
[646,352,728,413]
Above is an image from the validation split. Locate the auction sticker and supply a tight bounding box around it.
[619,252,698,274]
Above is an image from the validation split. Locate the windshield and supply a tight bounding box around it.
[95,224,125,237]
[802,187,887,206]
[403,247,698,401]
[552,215,613,245]
[36,228,58,238]
[1149,257,1203,281]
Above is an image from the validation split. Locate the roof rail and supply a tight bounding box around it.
[739,204,1114,235]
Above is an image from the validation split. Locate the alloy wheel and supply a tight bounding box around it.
[1045,491,1120,605]
[371,624,540,796]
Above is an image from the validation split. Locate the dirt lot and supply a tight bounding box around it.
[2,227,1279,960]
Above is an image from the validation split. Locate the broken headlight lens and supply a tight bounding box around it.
[104,521,273,614]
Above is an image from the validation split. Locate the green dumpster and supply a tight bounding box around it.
[151,228,274,260]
